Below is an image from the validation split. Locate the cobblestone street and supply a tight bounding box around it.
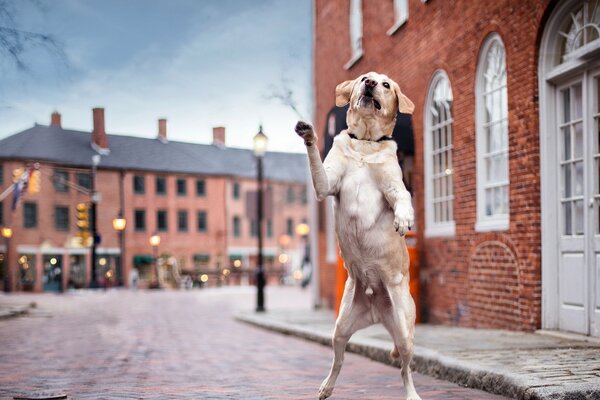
[0,287,508,399]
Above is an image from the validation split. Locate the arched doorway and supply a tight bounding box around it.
[540,0,600,336]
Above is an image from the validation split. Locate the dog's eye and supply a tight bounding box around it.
[361,76,367,82]
[382,82,390,89]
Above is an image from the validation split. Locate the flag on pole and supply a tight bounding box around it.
[11,169,29,211]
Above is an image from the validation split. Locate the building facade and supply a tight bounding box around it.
[0,109,308,291]
[313,0,600,336]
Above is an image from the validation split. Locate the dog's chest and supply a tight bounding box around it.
[338,161,384,221]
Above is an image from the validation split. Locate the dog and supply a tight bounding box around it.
[294,71,419,400]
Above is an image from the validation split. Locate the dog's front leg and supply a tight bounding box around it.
[378,162,414,235]
[295,121,344,201]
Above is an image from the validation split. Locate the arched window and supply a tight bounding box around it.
[475,33,509,231]
[424,71,455,237]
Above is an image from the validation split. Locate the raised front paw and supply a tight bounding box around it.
[394,211,414,236]
[295,121,317,146]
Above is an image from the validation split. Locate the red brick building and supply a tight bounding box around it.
[0,109,308,292]
[313,0,600,336]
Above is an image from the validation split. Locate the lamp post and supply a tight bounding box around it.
[253,125,268,312]
[90,154,101,288]
[2,227,13,292]
[112,214,126,287]
[149,232,161,289]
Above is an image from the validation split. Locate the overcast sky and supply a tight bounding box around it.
[0,0,312,153]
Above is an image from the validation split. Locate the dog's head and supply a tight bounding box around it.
[335,72,414,141]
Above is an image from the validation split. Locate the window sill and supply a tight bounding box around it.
[475,218,509,232]
[424,222,455,238]
[387,16,408,36]
[344,50,364,70]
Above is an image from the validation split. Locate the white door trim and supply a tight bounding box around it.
[539,0,600,333]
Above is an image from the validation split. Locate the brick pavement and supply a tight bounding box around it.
[0,287,507,399]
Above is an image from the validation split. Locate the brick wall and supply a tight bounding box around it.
[314,0,557,331]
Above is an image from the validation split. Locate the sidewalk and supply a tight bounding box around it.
[236,309,600,400]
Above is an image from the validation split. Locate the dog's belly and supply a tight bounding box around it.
[334,165,403,274]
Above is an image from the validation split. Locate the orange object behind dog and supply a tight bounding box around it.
[334,251,348,317]
[334,234,420,322]
[405,231,420,323]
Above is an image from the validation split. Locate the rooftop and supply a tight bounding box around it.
[0,124,307,183]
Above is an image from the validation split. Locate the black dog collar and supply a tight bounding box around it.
[348,132,393,142]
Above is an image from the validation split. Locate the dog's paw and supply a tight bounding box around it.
[318,382,334,400]
[394,211,414,236]
[295,121,317,146]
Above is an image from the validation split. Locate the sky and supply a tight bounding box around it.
[0,0,312,153]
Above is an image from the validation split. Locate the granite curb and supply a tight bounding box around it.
[236,313,600,400]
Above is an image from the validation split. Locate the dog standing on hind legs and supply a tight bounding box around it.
[294,71,421,400]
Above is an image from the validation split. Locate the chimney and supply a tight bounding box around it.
[213,126,225,147]
[50,111,61,128]
[158,118,168,143]
[91,107,109,153]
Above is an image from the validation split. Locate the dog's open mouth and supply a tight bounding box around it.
[358,94,381,110]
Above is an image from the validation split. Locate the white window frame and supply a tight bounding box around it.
[387,0,408,36]
[424,70,456,237]
[345,0,363,69]
[475,33,510,232]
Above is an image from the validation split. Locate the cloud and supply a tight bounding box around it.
[0,0,312,154]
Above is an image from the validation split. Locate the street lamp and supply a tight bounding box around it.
[2,227,13,292]
[112,213,126,286]
[253,125,268,312]
[90,154,101,288]
[149,232,161,289]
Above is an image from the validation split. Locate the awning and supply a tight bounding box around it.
[133,254,153,266]
[193,254,210,262]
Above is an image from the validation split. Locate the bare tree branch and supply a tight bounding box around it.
[264,75,306,121]
[0,0,67,73]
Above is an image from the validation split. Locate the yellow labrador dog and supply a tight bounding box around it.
[295,72,420,400]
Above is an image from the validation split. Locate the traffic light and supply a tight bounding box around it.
[76,203,90,245]
[28,170,41,194]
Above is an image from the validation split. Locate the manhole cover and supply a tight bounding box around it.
[14,394,67,400]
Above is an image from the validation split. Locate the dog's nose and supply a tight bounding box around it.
[365,78,378,88]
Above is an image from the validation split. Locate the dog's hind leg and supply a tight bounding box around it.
[382,284,421,400]
[319,277,372,400]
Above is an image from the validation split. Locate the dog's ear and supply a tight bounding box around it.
[335,79,355,107]
[393,82,415,115]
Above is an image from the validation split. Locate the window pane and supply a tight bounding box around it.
[562,89,571,123]
[133,176,145,194]
[177,211,188,231]
[53,170,69,192]
[134,210,146,231]
[485,189,493,216]
[574,161,583,196]
[177,178,187,196]
[562,126,571,161]
[197,211,207,232]
[574,122,583,158]
[573,83,583,119]
[573,199,584,235]
[562,164,572,198]
[76,173,91,190]
[197,179,206,196]
[563,201,572,235]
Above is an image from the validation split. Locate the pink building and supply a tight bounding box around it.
[0,109,308,291]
